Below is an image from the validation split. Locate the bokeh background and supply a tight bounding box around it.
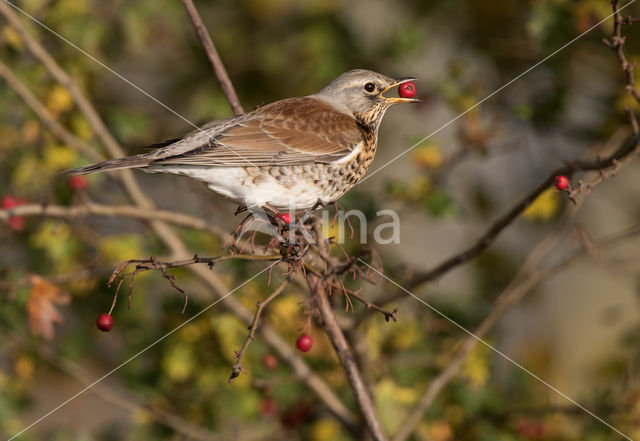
[1,0,640,440]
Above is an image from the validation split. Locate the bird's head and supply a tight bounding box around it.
[313,69,419,129]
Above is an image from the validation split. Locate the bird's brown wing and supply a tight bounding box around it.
[152,97,364,167]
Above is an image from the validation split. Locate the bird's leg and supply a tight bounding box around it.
[224,213,254,254]
[329,201,354,239]
[310,198,327,211]
[234,205,248,216]
[260,203,280,217]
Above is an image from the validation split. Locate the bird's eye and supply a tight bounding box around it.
[364,82,376,93]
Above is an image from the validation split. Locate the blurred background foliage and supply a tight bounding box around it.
[1,0,640,440]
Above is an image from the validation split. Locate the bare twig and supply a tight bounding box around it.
[229,278,289,382]
[0,201,229,239]
[180,0,244,116]
[107,254,282,313]
[0,60,103,162]
[604,0,640,104]
[308,272,389,441]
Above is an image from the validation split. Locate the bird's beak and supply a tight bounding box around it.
[381,77,420,103]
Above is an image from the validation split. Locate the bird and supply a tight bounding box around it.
[66,69,419,212]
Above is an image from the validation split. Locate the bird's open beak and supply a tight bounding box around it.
[381,77,420,103]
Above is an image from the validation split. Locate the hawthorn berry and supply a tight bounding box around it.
[553,175,569,191]
[96,313,114,332]
[262,353,278,370]
[296,333,313,352]
[2,195,27,231]
[259,398,278,417]
[68,175,88,191]
[398,81,417,99]
[276,213,292,224]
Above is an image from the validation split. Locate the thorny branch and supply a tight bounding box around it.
[108,254,281,314]
[229,278,289,383]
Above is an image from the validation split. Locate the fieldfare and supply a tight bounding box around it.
[67,69,419,211]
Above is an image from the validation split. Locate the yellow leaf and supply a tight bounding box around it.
[461,344,489,388]
[43,143,77,170]
[311,418,342,441]
[162,345,194,382]
[46,85,74,114]
[408,175,432,200]
[376,378,417,405]
[179,322,205,343]
[427,420,453,441]
[15,355,35,381]
[389,319,421,351]
[21,120,40,143]
[70,114,94,141]
[132,408,151,425]
[98,234,144,262]
[412,143,443,169]
[2,26,22,49]
[523,188,561,221]
[30,221,75,267]
[13,155,43,188]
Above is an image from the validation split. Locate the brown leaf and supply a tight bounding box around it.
[27,275,71,340]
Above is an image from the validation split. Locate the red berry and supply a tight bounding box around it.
[259,398,278,417]
[553,175,569,190]
[2,195,27,231]
[398,81,417,98]
[96,313,114,332]
[276,213,292,224]
[68,175,88,191]
[296,334,313,352]
[262,353,278,370]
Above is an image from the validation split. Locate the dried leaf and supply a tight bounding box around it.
[27,275,71,340]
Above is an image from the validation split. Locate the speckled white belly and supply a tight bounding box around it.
[146,166,328,210]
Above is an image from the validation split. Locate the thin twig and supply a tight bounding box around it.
[0,201,229,239]
[180,0,244,116]
[0,60,102,162]
[229,278,289,382]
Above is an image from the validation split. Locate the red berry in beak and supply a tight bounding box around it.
[398,82,417,98]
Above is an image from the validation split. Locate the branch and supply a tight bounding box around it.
[180,0,244,116]
[229,278,289,382]
[307,272,389,441]
[0,60,103,162]
[605,0,640,105]
[0,201,229,239]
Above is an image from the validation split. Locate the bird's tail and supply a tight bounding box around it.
[64,155,152,175]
